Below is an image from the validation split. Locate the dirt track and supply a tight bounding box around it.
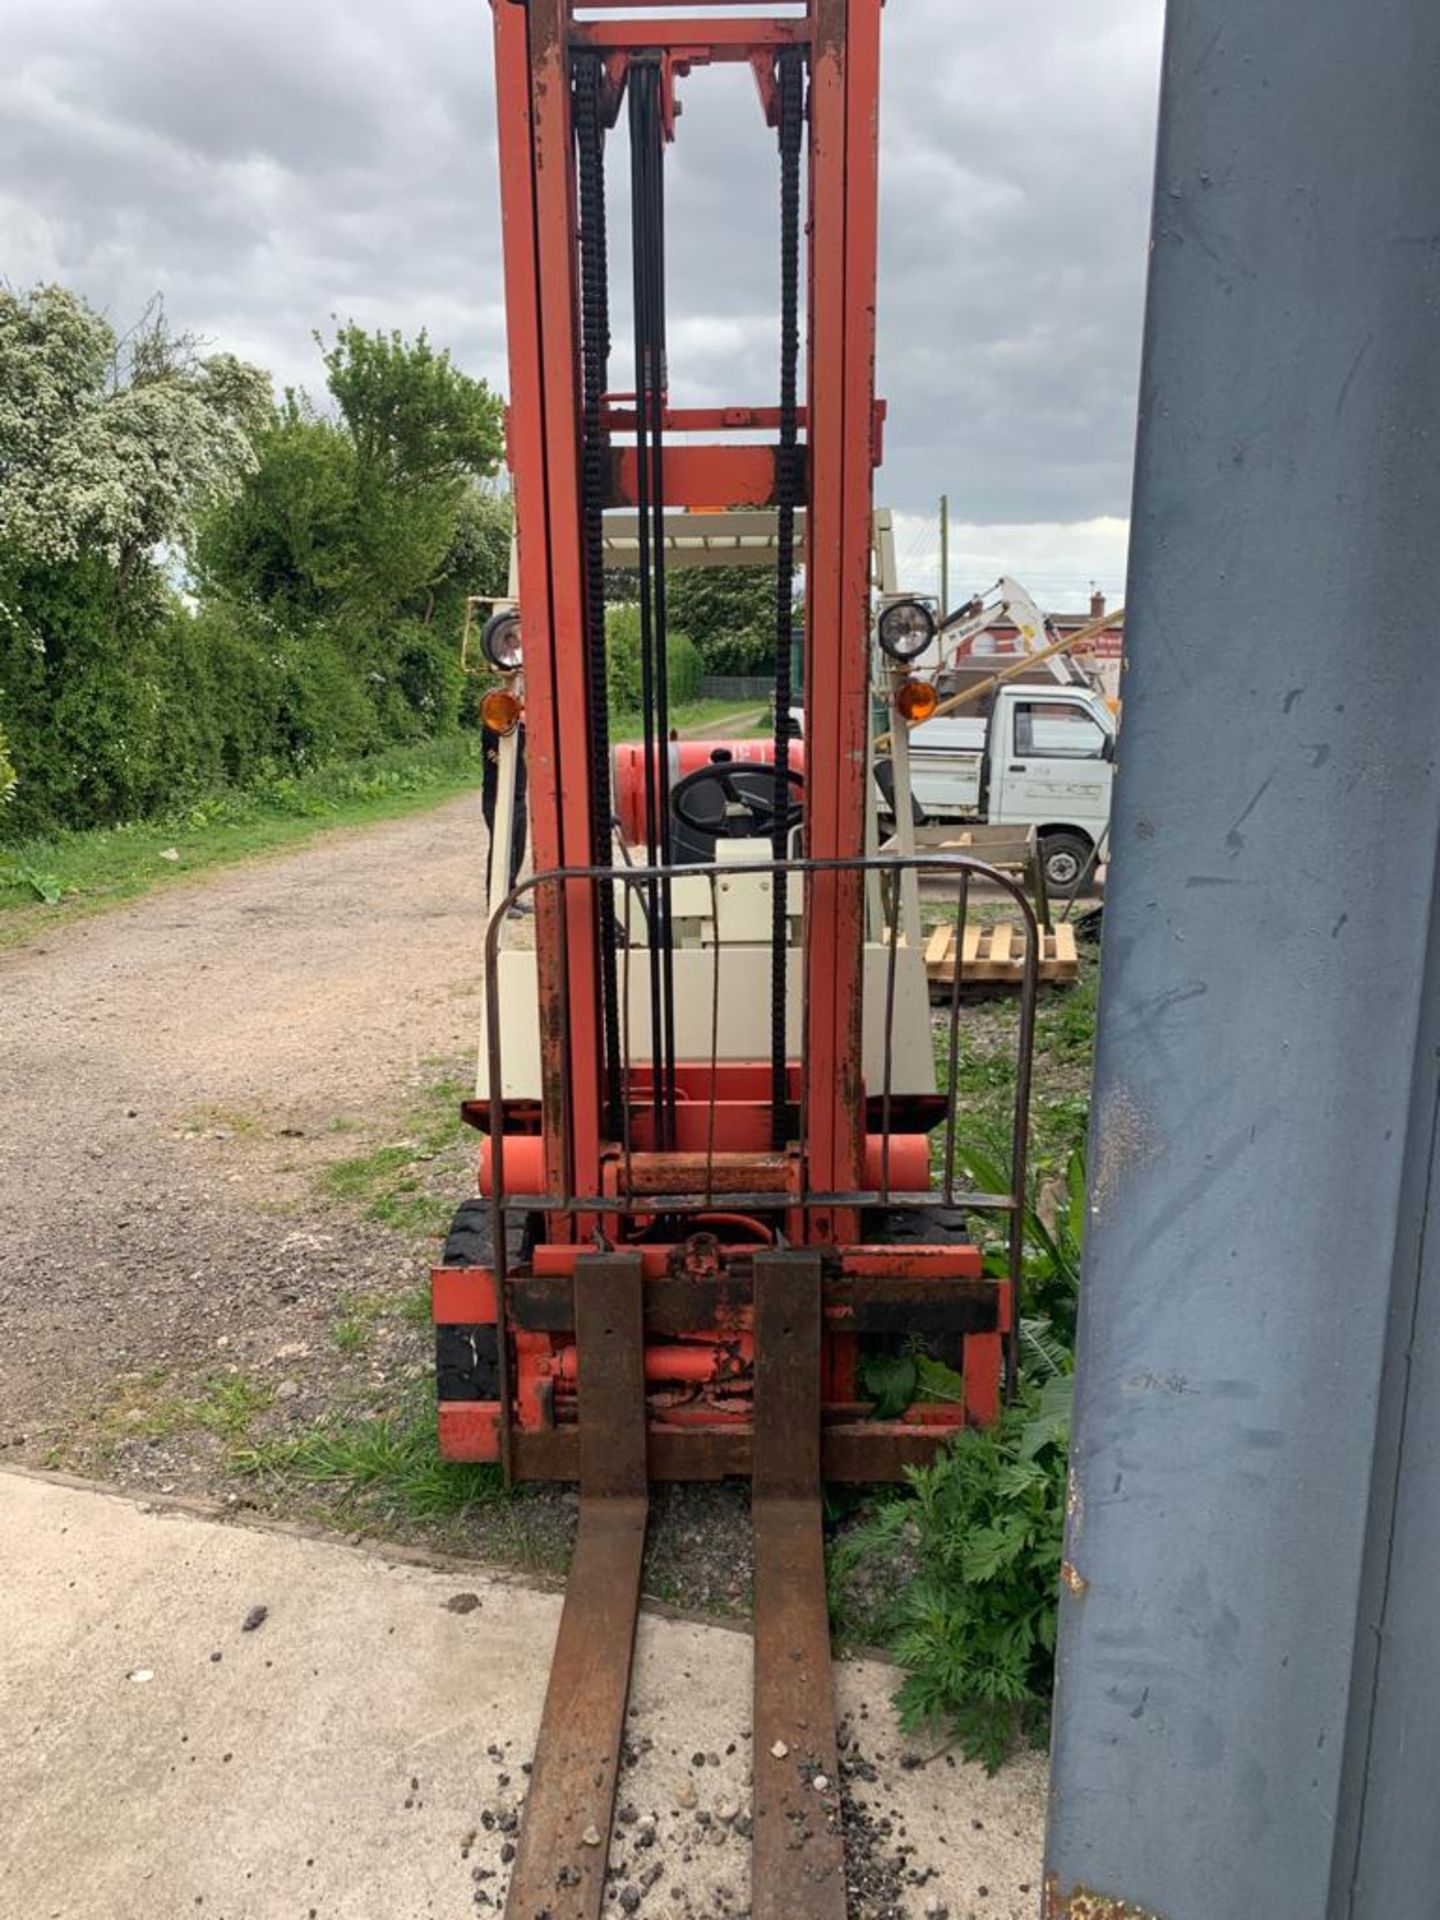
[0,793,490,1474]
[0,788,788,1601]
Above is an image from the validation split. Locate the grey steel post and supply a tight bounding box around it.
[1044,3,1440,1917]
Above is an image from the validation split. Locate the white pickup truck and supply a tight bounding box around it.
[890,681,1116,892]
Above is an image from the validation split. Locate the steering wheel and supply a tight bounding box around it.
[670,761,805,840]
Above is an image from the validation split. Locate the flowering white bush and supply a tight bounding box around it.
[0,286,270,573]
[0,295,505,834]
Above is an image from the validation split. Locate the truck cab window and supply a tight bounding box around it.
[1015,700,1108,759]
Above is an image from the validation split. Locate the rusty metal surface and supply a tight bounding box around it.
[602,440,808,510]
[501,1499,645,1920]
[493,1184,1013,1217]
[513,1426,734,1480]
[510,1421,961,1483]
[511,1272,750,1334]
[750,1253,846,1919]
[506,1269,999,1335]
[503,1256,647,1920]
[617,1150,792,1194]
[1041,1882,1167,1920]
[572,1254,649,1499]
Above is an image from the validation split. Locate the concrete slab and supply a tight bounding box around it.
[2,1472,1046,1919]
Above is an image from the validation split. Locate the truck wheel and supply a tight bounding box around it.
[436,1325,500,1403]
[434,1198,536,1402]
[1040,831,1093,895]
[860,1206,973,1372]
[440,1194,492,1268]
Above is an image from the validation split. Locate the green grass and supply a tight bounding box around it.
[315,1073,469,1238]
[233,1388,503,1523]
[193,1374,276,1437]
[332,1315,374,1356]
[0,734,482,948]
[175,1101,265,1139]
[932,964,1097,1191]
[99,1370,275,1447]
[330,1281,432,1356]
[396,1281,435,1325]
[1035,963,1100,1064]
[321,1143,425,1217]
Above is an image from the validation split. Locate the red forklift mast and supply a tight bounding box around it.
[497,0,874,1220]
[431,6,1039,1914]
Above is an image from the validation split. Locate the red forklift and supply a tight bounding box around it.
[431,5,1039,1913]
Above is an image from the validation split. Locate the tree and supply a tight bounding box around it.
[321,323,504,628]
[432,484,513,628]
[0,295,508,834]
[320,323,502,487]
[0,286,270,828]
[609,563,782,676]
[0,287,270,595]
[194,393,356,622]
[201,325,506,631]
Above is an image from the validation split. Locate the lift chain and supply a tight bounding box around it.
[770,50,806,1150]
[629,61,678,1150]
[574,50,625,1138]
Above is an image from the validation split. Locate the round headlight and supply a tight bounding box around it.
[481,609,522,673]
[877,597,936,664]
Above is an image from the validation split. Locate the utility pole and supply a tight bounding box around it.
[938,491,949,614]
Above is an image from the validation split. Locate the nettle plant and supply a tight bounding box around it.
[844,1132,1087,1769]
[838,1373,1073,1771]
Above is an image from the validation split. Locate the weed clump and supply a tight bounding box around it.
[839,960,1094,1772]
[835,1378,1070,1771]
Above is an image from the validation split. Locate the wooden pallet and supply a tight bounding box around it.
[923,917,1079,988]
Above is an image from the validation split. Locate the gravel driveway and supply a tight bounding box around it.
[0,794,491,1481]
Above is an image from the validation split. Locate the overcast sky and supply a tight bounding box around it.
[3,0,1164,606]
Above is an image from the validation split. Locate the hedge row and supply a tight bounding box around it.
[0,563,473,839]
[2,571,708,844]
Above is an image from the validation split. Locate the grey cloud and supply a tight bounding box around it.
[1,0,1162,523]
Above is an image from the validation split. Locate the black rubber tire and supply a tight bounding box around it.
[434,1198,536,1402]
[440,1195,493,1268]
[860,1205,975,1372]
[436,1325,500,1403]
[1039,830,1093,896]
[861,1205,971,1245]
